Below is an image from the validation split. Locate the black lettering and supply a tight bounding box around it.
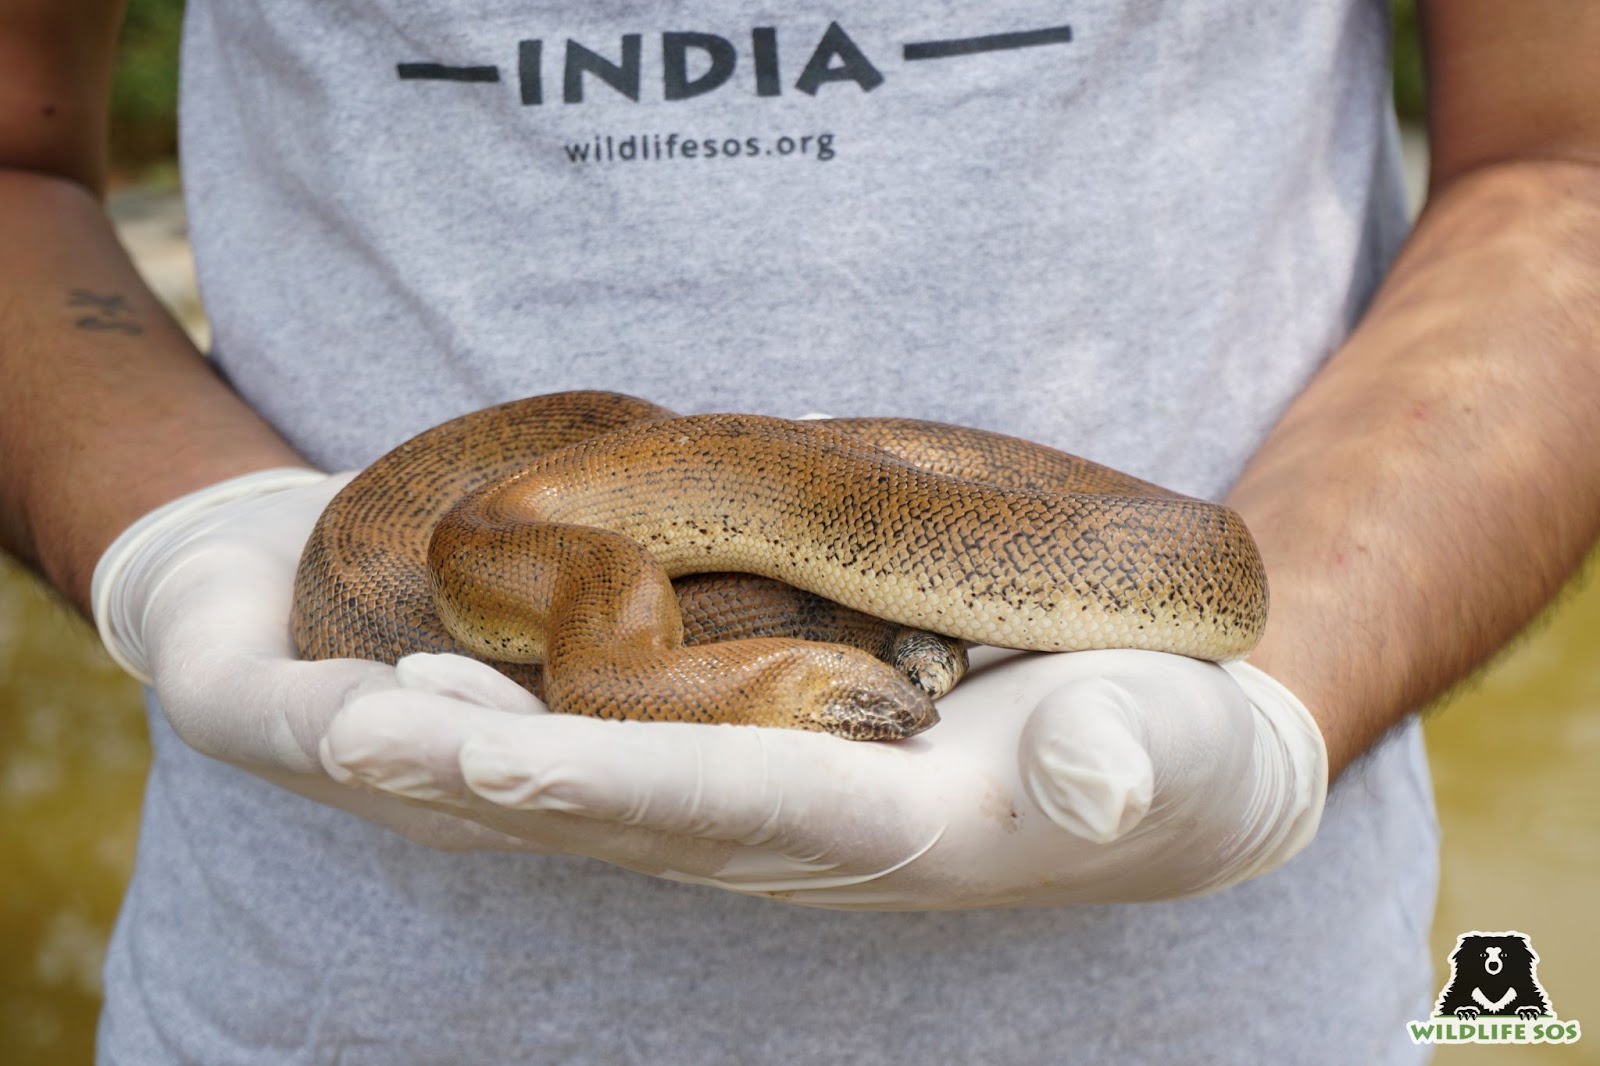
[752,27,781,96]
[396,62,499,83]
[703,138,719,158]
[903,25,1073,61]
[619,135,637,160]
[564,36,642,103]
[794,22,883,96]
[663,32,737,101]
[682,139,699,158]
[518,40,542,105]
[564,142,589,161]
[744,137,760,155]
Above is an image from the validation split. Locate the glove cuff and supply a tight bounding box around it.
[91,468,328,683]
[1215,660,1330,886]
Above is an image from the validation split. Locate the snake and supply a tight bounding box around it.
[291,391,1267,740]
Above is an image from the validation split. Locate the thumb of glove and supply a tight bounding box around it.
[1019,678,1156,843]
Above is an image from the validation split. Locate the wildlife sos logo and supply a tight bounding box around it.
[1409,931,1582,1046]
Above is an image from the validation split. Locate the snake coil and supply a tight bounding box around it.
[291,391,1266,739]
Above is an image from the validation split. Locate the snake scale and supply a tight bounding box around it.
[291,391,1267,740]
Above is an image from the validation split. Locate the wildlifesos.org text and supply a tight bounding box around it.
[563,131,837,164]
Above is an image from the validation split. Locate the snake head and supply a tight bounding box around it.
[808,666,940,741]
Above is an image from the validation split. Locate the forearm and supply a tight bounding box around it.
[1230,160,1600,778]
[0,168,309,612]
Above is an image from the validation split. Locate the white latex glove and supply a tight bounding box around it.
[324,645,1328,906]
[91,470,546,851]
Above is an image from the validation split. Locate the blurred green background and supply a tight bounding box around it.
[107,0,185,180]
[3,2,1597,1063]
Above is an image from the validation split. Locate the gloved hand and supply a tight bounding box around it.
[324,644,1328,906]
[91,469,544,851]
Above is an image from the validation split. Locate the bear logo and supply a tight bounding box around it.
[1434,931,1552,1022]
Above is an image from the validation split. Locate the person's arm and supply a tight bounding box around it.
[0,0,307,611]
[0,3,542,849]
[1231,0,1600,778]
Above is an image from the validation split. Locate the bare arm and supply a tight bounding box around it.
[0,0,308,612]
[1231,0,1600,778]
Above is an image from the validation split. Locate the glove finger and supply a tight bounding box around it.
[333,654,547,772]
[156,647,396,772]
[322,687,518,802]
[325,689,689,842]
[1020,679,1156,843]
[325,689,823,876]
[334,689,953,888]
[252,763,561,854]
[460,716,800,837]
[456,714,939,856]
[394,652,549,715]
[460,718,948,894]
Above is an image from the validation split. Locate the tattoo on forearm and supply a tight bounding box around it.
[68,289,144,335]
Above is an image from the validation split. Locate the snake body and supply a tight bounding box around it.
[291,391,1267,740]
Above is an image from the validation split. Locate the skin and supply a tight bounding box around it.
[1228,2,1600,775]
[2,0,1599,784]
[0,0,307,606]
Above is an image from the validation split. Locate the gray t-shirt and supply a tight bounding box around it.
[101,1,1439,1062]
